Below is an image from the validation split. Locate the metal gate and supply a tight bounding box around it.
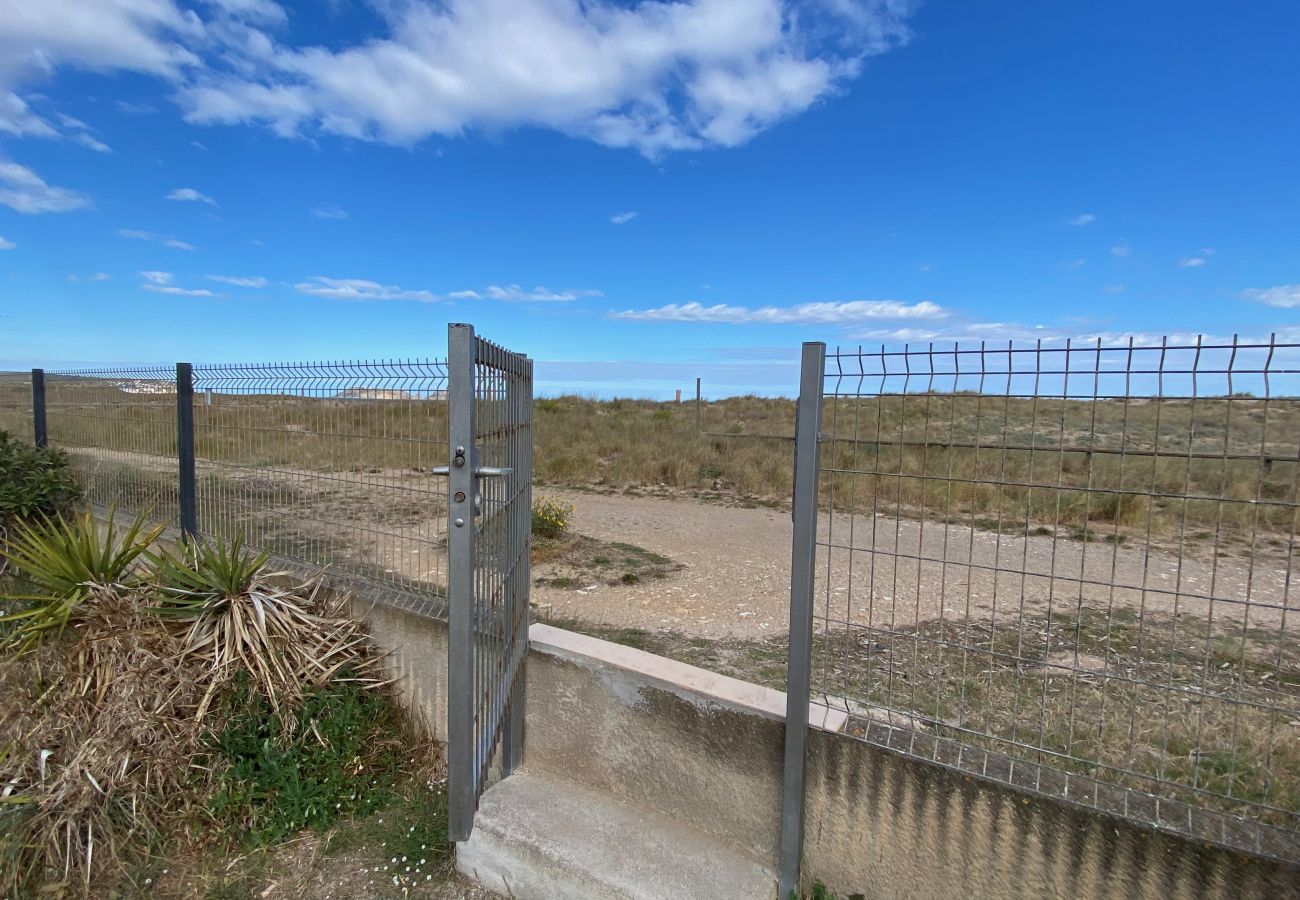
[442,323,534,840]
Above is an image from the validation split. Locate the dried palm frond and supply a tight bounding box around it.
[150,533,385,721]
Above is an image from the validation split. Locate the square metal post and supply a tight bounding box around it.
[695,376,702,432]
[31,368,47,448]
[176,363,198,541]
[778,341,826,899]
[447,323,478,841]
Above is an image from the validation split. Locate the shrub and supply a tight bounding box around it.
[0,431,80,530]
[531,496,574,540]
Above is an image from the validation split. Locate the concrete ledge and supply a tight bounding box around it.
[530,622,847,732]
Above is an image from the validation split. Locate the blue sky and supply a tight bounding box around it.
[1,0,1298,396]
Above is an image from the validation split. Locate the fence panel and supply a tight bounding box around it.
[43,367,181,526]
[805,336,1300,862]
[0,371,32,441]
[191,360,451,605]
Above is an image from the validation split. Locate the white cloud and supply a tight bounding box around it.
[610,211,637,225]
[142,283,217,297]
[1103,284,1125,294]
[72,132,112,153]
[177,0,914,157]
[0,1,917,158]
[917,263,931,272]
[1110,239,1130,257]
[0,158,90,213]
[1242,284,1300,309]
[118,228,194,250]
[613,299,948,324]
[294,276,439,302]
[452,284,603,303]
[1067,213,1096,226]
[69,272,112,281]
[208,274,268,287]
[1065,258,1086,269]
[167,186,217,205]
[140,270,173,284]
[1179,256,1207,268]
[310,203,348,220]
[0,235,13,249]
[0,92,58,138]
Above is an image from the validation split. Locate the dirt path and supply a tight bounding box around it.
[533,488,1297,640]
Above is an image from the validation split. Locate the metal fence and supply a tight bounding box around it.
[783,336,1300,890]
[23,360,451,609]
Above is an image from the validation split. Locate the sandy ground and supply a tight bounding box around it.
[62,447,1298,642]
[533,487,1298,639]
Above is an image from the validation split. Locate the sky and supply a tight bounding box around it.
[0,0,1298,397]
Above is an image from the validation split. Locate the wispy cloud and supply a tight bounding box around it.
[310,203,348,220]
[1179,247,1216,268]
[610,211,637,225]
[72,132,112,153]
[118,229,194,251]
[450,284,603,303]
[613,299,948,324]
[0,159,90,214]
[142,283,216,297]
[1065,258,1086,269]
[1110,239,1130,257]
[69,272,112,282]
[138,271,214,296]
[294,277,438,302]
[0,235,13,250]
[166,187,217,206]
[1067,213,1096,226]
[208,275,268,288]
[1103,284,1126,294]
[1242,284,1300,309]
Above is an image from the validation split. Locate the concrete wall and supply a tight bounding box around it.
[348,595,1300,900]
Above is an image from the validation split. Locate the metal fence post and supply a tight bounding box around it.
[31,368,47,448]
[695,377,702,432]
[447,323,477,841]
[176,362,198,541]
[778,341,826,899]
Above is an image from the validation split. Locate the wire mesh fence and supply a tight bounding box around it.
[808,336,1300,859]
[0,371,32,440]
[23,360,451,608]
[44,367,182,525]
[189,360,451,602]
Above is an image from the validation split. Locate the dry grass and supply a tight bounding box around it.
[0,534,388,897]
[3,377,1295,543]
[0,588,208,894]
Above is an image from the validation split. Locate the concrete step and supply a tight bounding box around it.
[456,770,778,900]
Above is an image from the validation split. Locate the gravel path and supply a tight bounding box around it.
[534,488,1297,640]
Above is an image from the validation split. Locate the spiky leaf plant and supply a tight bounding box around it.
[0,508,162,653]
[149,532,384,721]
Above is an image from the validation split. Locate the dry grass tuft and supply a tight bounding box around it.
[1,588,205,895]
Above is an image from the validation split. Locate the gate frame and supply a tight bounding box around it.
[778,341,827,897]
[446,322,533,841]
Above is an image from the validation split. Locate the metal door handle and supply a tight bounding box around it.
[433,465,513,478]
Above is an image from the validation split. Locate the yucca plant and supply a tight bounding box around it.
[0,508,162,652]
[150,531,383,721]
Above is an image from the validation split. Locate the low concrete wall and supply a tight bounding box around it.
[348,596,1300,900]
